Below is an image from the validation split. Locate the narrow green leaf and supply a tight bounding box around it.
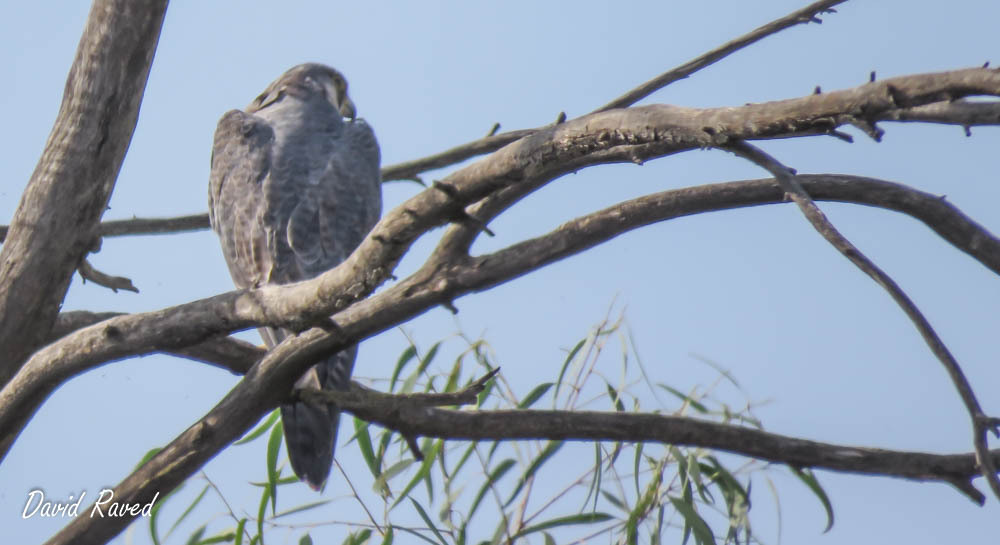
[669,496,716,545]
[626,458,665,545]
[374,459,415,496]
[652,505,665,545]
[633,443,644,496]
[468,458,516,520]
[445,354,463,394]
[273,499,333,519]
[605,383,625,412]
[134,447,163,471]
[476,372,496,407]
[347,529,372,545]
[392,439,441,508]
[167,485,209,538]
[518,383,553,409]
[585,442,603,511]
[601,490,628,512]
[266,420,284,514]
[417,341,441,375]
[543,532,556,545]
[553,339,586,406]
[451,442,477,479]
[149,481,183,545]
[402,342,441,393]
[394,525,440,545]
[380,527,394,545]
[390,345,418,393]
[658,384,708,413]
[487,516,506,545]
[410,498,448,545]
[486,439,502,462]
[234,519,247,545]
[300,534,314,545]
[670,446,689,488]
[353,418,380,477]
[790,467,834,532]
[505,440,564,506]
[701,457,747,506]
[184,525,206,545]
[377,430,394,468]
[249,475,298,488]
[255,483,270,541]
[688,454,713,505]
[235,410,280,445]
[197,532,238,544]
[513,513,614,539]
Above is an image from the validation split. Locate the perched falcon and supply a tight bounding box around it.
[208,63,381,489]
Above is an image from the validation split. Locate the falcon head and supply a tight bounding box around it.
[248,63,356,119]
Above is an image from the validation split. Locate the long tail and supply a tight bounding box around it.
[261,327,357,489]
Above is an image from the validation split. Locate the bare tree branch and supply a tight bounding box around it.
[723,141,1000,502]
[3,85,998,248]
[47,366,1000,545]
[595,0,849,112]
[886,99,1000,127]
[380,129,536,183]
[98,213,209,238]
[1,1,991,542]
[36,173,1000,544]
[77,259,139,293]
[317,384,999,505]
[379,0,850,183]
[0,0,167,382]
[9,174,997,460]
[51,311,262,374]
[7,69,1000,474]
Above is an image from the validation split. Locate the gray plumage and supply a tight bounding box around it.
[209,63,381,489]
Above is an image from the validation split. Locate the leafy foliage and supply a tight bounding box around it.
[139,311,829,544]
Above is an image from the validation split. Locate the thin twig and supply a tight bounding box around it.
[380,0,849,183]
[334,460,383,536]
[594,0,849,112]
[77,259,139,293]
[722,140,1000,502]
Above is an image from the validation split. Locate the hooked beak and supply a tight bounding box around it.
[339,95,356,120]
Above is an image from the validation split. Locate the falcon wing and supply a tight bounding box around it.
[208,109,276,291]
[281,118,382,281]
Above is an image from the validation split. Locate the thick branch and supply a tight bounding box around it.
[4,72,999,246]
[38,174,1000,544]
[8,175,999,463]
[324,392,998,504]
[51,311,262,374]
[0,0,167,382]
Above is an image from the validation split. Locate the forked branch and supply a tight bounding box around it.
[723,141,1000,501]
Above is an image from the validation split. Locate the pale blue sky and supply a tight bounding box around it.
[1,1,998,544]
